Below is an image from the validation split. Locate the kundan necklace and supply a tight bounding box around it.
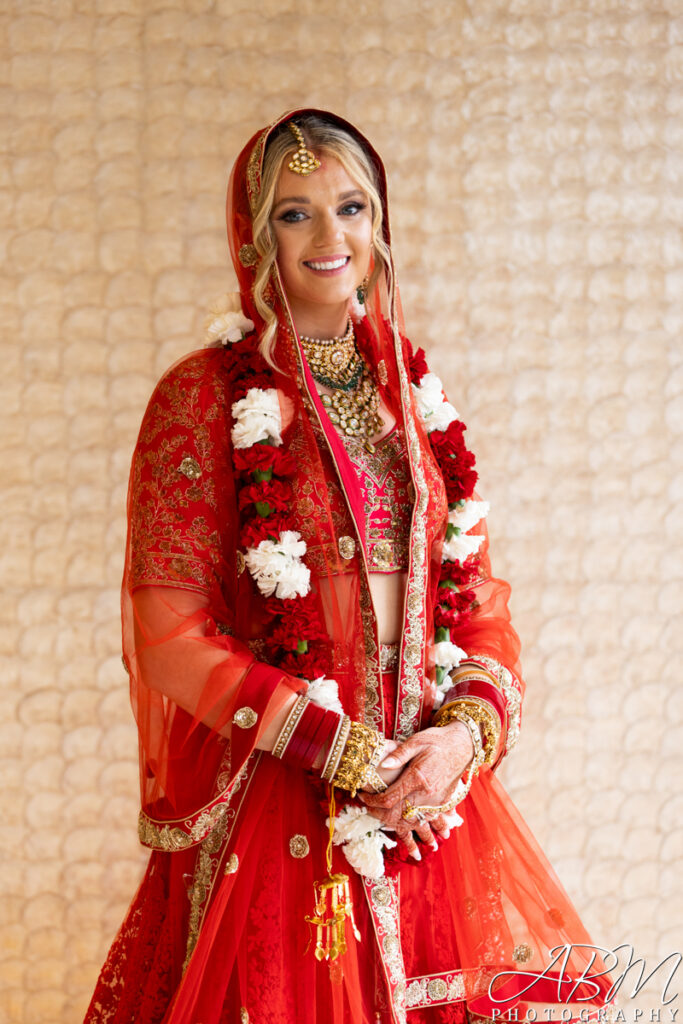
[299,319,383,452]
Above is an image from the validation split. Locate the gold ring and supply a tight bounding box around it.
[402,801,426,823]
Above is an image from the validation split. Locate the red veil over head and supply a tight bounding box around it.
[118,109,614,1024]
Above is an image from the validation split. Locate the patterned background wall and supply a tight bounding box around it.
[2,1,682,1021]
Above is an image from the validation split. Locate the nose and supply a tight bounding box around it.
[313,210,344,248]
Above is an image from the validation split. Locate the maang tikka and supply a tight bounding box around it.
[287,121,321,176]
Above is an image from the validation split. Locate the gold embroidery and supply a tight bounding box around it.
[236,550,245,575]
[379,643,399,671]
[371,883,391,907]
[178,455,201,480]
[338,535,356,559]
[238,243,259,267]
[240,1009,249,1024]
[130,353,228,593]
[377,358,388,385]
[341,429,412,572]
[513,942,534,963]
[392,329,438,742]
[289,834,310,858]
[364,876,407,1024]
[183,809,230,970]
[139,765,249,852]
[182,756,257,970]
[370,539,395,569]
[137,817,193,852]
[225,853,239,874]
[405,970,467,1009]
[233,707,258,729]
[246,126,269,213]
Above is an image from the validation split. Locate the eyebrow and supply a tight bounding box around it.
[272,189,365,212]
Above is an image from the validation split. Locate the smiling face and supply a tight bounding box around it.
[269,153,373,338]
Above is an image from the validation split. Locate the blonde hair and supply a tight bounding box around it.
[250,115,393,366]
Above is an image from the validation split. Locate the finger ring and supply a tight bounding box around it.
[402,801,426,823]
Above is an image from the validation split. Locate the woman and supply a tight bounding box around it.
[85,109,614,1024]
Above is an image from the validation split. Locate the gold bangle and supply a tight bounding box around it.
[331,721,385,798]
[434,697,501,766]
[439,709,483,763]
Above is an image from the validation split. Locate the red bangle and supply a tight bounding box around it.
[281,703,341,772]
[300,713,339,771]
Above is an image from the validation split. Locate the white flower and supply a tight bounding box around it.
[204,292,254,347]
[307,677,344,715]
[326,806,396,879]
[442,531,485,564]
[433,640,468,671]
[231,388,282,449]
[448,499,489,534]
[412,372,460,433]
[328,805,386,843]
[244,531,310,599]
[342,832,396,879]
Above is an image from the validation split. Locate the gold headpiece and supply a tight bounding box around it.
[287,121,321,176]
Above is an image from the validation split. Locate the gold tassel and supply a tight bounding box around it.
[305,784,362,963]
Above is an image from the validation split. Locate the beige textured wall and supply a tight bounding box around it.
[2,1,681,1021]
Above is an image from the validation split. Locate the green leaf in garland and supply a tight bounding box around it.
[255,500,272,517]
[435,626,450,644]
[296,640,308,654]
[253,467,273,482]
[438,579,459,591]
[446,523,461,541]
[436,665,448,686]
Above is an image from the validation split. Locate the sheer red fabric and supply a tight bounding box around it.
[85,109,614,1024]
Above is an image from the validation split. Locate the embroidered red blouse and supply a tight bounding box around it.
[341,424,414,572]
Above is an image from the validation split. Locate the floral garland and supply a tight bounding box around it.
[406,344,491,708]
[205,296,490,877]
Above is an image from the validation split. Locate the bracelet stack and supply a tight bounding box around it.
[433,696,501,767]
[272,696,342,772]
[433,657,508,769]
[329,721,387,798]
[272,701,386,796]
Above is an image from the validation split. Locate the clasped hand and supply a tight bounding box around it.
[360,723,475,859]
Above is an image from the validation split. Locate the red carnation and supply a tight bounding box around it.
[233,444,297,478]
[440,558,479,587]
[238,479,293,514]
[429,419,467,456]
[408,346,429,385]
[231,370,274,402]
[278,648,330,680]
[240,514,288,548]
[269,612,329,651]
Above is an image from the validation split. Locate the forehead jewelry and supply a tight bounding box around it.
[287,121,321,176]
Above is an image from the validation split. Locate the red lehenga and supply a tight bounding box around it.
[85,109,614,1024]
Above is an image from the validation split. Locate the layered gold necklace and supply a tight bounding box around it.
[299,320,383,453]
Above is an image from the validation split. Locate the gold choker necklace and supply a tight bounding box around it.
[299,319,358,390]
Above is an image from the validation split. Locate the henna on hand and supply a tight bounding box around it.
[358,722,475,856]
